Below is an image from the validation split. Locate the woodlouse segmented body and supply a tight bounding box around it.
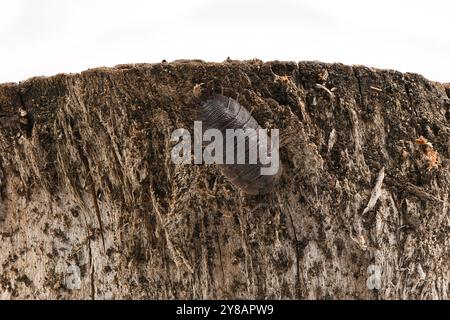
[199,94,282,195]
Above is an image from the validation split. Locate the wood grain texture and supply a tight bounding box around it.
[0,60,448,299]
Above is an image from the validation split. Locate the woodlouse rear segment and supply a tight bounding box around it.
[199,94,282,195]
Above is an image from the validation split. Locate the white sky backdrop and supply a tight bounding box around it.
[0,0,449,83]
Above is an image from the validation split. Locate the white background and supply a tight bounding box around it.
[0,0,449,83]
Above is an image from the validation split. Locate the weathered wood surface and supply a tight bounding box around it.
[0,60,448,299]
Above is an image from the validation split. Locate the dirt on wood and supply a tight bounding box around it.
[0,60,448,299]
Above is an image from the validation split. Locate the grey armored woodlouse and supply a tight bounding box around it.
[199,94,282,195]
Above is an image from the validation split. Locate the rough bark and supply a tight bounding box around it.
[0,60,448,300]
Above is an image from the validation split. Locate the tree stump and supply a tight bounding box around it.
[0,60,448,299]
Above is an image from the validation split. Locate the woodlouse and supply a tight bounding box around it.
[199,94,282,195]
